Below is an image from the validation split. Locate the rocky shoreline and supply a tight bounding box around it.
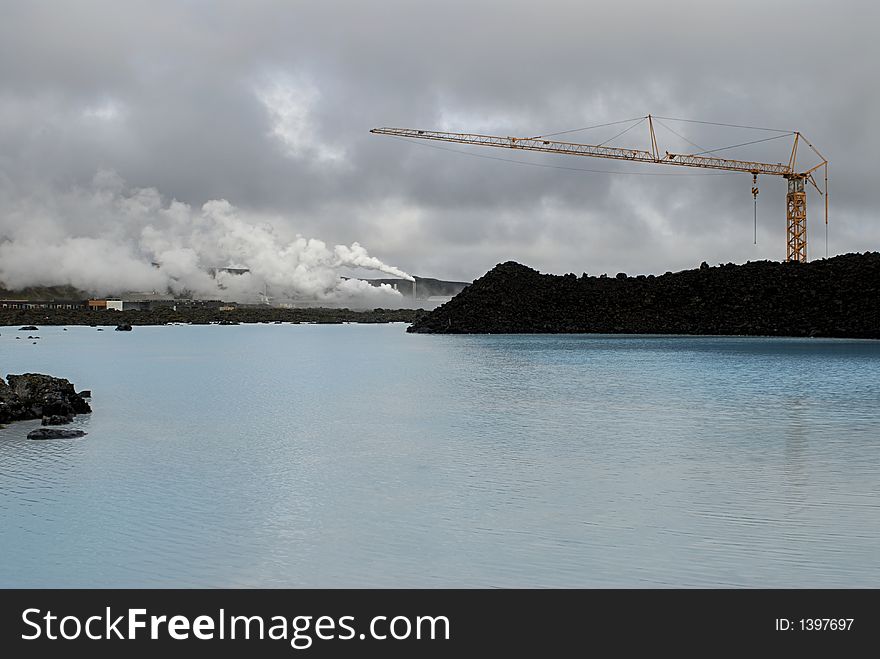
[408,252,880,338]
[0,373,91,437]
[0,306,427,327]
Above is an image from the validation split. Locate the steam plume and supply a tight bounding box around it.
[0,171,414,306]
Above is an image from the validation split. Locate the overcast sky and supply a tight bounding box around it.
[1,0,877,284]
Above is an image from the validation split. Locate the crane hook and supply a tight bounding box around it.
[751,174,759,245]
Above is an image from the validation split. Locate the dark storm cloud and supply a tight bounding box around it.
[0,0,876,284]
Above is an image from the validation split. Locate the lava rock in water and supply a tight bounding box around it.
[78,390,92,399]
[115,323,132,331]
[19,325,38,331]
[28,428,86,440]
[0,373,92,425]
[42,413,74,425]
[407,252,880,339]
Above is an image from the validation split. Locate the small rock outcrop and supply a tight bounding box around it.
[115,323,132,331]
[42,413,74,426]
[0,373,92,426]
[18,325,38,331]
[28,428,87,440]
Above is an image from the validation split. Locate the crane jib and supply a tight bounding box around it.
[370,127,795,176]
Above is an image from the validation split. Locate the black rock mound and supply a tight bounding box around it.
[0,373,92,425]
[407,252,880,338]
[28,428,87,440]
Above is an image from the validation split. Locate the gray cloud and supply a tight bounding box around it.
[0,0,876,288]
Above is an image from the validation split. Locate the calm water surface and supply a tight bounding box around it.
[1,324,878,587]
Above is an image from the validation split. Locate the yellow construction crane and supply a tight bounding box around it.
[371,115,829,262]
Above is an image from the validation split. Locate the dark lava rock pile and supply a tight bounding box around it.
[27,428,87,440]
[0,373,91,427]
[408,252,880,338]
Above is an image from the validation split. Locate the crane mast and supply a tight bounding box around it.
[371,115,828,262]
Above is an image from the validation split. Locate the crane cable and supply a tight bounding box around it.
[652,115,792,134]
[532,115,793,140]
[501,113,793,159]
[527,117,645,140]
[597,117,646,147]
[653,118,710,153]
[690,132,795,157]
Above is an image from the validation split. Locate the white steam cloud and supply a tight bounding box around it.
[0,171,414,306]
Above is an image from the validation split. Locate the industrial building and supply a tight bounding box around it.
[1,296,231,312]
[88,299,123,311]
[0,299,86,310]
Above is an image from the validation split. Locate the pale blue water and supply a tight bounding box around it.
[1,324,879,587]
